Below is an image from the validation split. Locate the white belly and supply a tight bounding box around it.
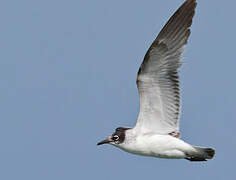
[117,134,195,159]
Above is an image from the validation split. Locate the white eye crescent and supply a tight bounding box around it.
[113,135,119,141]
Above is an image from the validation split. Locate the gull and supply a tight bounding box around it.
[97,0,215,161]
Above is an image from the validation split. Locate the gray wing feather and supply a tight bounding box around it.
[135,0,196,134]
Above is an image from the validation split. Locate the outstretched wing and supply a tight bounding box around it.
[135,0,196,134]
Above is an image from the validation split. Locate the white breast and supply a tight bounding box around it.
[117,132,195,159]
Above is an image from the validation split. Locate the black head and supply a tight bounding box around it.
[97,127,131,146]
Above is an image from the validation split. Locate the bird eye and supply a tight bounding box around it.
[112,135,119,141]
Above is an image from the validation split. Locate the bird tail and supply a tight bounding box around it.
[186,146,215,161]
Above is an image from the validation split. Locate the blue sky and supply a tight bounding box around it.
[0,0,235,179]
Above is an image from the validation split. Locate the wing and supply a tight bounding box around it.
[135,0,196,134]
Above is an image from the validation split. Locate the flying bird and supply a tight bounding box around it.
[97,0,215,161]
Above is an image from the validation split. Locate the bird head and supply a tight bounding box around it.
[97,127,131,146]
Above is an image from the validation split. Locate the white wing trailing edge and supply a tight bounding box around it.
[135,0,197,135]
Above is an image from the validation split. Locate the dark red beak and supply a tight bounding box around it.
[97,136,112,145]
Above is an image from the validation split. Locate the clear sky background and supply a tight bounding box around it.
[0,0,235,179]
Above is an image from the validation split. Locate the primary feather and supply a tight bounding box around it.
[135,0,197,134]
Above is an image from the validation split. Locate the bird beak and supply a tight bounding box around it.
[97,136,112,146]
